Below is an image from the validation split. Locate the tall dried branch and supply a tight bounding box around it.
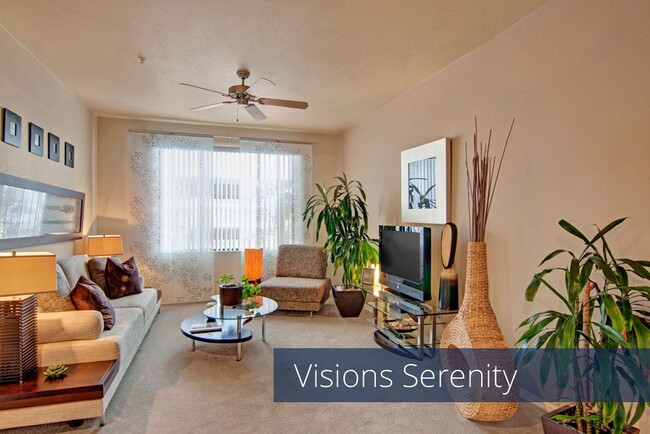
[465,117,515,242]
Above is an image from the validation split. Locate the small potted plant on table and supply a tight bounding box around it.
[517,218,649,434]
[303,173,378,317]
[218,274,242,306]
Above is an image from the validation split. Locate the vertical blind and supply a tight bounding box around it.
[158,144,308,253]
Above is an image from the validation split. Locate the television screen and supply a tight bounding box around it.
[379,225,431,301]
[380,230,421,283]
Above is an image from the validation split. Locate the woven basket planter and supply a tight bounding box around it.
[440,242,518,421]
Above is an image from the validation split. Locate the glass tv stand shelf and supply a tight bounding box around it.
[367,288,458,359]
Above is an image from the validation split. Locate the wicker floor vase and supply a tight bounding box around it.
[439,242,518,421]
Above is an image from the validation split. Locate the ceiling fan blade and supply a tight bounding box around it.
[245,104,267,121]
[180,82,230,97]
[245,77,276,97]
[257,98,308,110]
[190,101,233,111]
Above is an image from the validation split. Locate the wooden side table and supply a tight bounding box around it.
[0,360,119,429]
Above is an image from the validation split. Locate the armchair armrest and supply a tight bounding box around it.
[37,310,104,344]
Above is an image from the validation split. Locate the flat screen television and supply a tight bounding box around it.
[379,225,431,301]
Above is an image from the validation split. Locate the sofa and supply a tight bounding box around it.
[0,254,161,430]
[260,244,330,314]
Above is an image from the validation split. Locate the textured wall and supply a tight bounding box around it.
[342,0,650,346]
[0,25,93,257]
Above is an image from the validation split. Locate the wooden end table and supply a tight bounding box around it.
[0,360,119,428]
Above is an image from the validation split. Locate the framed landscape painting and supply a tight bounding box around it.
[400,137,450,225]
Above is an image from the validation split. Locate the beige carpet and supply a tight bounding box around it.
[7,299,543,433]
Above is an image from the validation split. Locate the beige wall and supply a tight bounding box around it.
[342,0,650,346]
[95,116,342,280]
[0,25,94,257]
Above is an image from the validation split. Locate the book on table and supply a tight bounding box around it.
[189,321,222,334]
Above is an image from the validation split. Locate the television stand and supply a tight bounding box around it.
[367,288,458,359]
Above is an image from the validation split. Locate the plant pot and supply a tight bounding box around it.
[332,286,366,317]
[220,284,242,306]
[541,405,639,434]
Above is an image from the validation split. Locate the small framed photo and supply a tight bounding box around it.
[2,108,22,148]
[29,123,44,156]
[401,137,450,224]
[64,142,75,168]
[362,267,375,288]
[48,133,60,162]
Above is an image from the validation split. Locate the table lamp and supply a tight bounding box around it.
[0,251,57,383]
[87,235,124,257]
[244,248,263,284]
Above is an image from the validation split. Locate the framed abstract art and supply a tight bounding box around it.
[400,137,450,225]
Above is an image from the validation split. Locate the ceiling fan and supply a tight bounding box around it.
[180,69,308,121]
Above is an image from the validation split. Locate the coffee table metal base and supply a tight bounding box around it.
[180,315,253,361]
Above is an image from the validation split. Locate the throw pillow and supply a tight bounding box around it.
[106,256,143,299]
[38,263,76,312]
[71,275,115,330]
[87,256,119,291]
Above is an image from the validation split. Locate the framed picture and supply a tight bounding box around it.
[29,123,44,156]
[2,108,22,148]
[64,142,75,168]
[48,133,60,162]
[401,137,450,225]
[361,268,375,288]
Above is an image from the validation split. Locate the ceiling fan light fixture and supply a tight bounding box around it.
[181,69,307,121]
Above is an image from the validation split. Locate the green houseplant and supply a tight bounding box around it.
[218,274,261,306]
[303,173,378,317]
[517,218,650,434]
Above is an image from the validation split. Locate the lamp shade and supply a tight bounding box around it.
[244,248,263,281]
[0,252,57,296]
[87,235,124,257]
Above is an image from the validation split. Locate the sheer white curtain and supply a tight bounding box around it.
[127,132,215,303]
[239,140,313,277]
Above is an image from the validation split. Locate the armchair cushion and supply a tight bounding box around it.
[261,276,331,305]
[37,310,103,344]
[276,244,327,279]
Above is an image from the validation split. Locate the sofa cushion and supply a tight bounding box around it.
[101,307,145,363]
[71,276,116,330]
[57,255,90,290]
[106,256,143,299]
[276,244,327,279]
[260,276,331,304]
[87,256,119,290]
[109,288,158,323]
[37,310,103,344]
[37,264,76,313]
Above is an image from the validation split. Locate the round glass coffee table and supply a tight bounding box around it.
[180,295,278,361]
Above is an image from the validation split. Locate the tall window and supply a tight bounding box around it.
[158,140,311,253]
[127,132,312,302]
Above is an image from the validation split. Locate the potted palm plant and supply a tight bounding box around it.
[303,173,378,317]
[517,218,650,434]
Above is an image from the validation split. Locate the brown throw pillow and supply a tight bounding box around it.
[71,275,115,330]
[87,256,119,291]
[106,256,143,299]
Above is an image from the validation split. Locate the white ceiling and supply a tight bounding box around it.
[0,0,548,134]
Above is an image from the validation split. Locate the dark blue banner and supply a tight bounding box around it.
[273,348,650,402]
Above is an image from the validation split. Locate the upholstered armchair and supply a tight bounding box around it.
[259,244,330,316]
